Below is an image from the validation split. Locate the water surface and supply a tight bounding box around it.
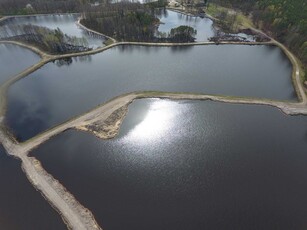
[7,44,295,140]
[156,9,255,41]
[0,146,66,230]
[32,100,307,230]
[157,9,215,41]
[0,44,40,85]
[0,14,105,48]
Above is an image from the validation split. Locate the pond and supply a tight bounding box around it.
[6,44,295,141]
[0,43,40,85]
[0,146,66,230]
[0,14,105,48]
[157,9,215,41]
[31,100,307,230]
[156,9,256,41]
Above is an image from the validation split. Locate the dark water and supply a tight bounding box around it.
[0,14,105,48]
[0,44,40,85]
[0,146,66,230]
[31,100,307,230]
[156,10,255,41]
[7,45,295,141]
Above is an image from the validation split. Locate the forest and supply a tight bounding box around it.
[211,0,307,79]
[81,2,158,41]
[0,0,83,14]
[81,1,197,42]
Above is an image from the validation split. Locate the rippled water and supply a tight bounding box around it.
[0,146,66,230]
[31,100,307,230]
[0,44,40,85]
[6,44,295,141]
[0,14,105,48]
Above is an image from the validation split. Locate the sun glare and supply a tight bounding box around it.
[127,100,176,141]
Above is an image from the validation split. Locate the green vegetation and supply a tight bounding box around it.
[1,25,90,54]
[169,26,197,42]
[0,0,80,15]
[82,2,197,42]
[146,0,168,8]
[208,0,307,81]
[82,3,159,42]
[103,38,114,46]
[254,0,307,81]
[206,3,253,32]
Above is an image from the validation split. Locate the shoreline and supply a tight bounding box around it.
[0,12,306,230]
[18,91,307,154]
[0,39,304,115]
[76,18,117,43]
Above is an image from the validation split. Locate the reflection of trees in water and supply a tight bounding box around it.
[117,44,141,53]
[75,55,92,63]
[54,55,92,67]
[170,45,193,52]
[117,44,162,54]
[117,44,193,54]
[80,29,105,40]
[155,8,168,18]
[54,57,73,67]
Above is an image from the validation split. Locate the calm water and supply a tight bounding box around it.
[157,9,215,41]
[6,44,295,141]
[0,44,40,85]
[0,14,105,48]
[0,146,66,230]
[156,10,255,41]
[31,100,307,230]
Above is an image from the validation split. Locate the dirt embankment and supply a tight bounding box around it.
[0,19,306,230]
[76,105,129,139]
[0,126,102,230]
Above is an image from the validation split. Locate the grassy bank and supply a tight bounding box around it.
[206,3,254,31]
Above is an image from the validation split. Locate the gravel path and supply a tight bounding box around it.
[0,20,306,230]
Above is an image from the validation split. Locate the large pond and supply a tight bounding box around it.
[0,14,105,48]
[0,146,66,230]
[31,100,307,230]
[7,45,296,140]
[0,44,40,85]
[6,44,295,141]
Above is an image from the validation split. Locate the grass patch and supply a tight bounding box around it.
[103,39,114,46]
[236,13,254,28]
[206,3,226,17]
[206,3,254,29]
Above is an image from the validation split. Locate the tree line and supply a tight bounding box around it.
[210,0,307,79]
[82,1,197,42]
[0,24,91,54]
[82,2,158,41]
[0,0,82,15]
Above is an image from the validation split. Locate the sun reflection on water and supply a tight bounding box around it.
[126,100,176,141]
